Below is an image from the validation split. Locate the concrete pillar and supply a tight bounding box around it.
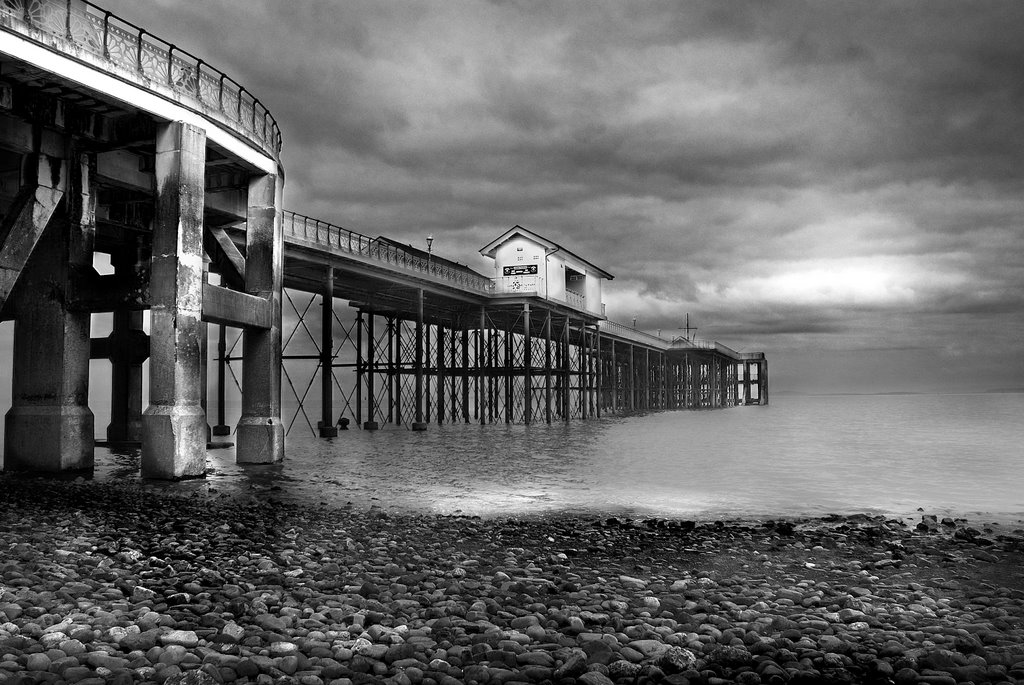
[4,145,94,472]
[141,122,207,479]
[236,172,285,462]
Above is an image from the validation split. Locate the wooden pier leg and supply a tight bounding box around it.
[488,324,497,424]
[462,328,470,423]
[523,304,532,425]
[628,344,635,412]
[581,323,590,420]
[412,290,427,430]
[436,324,446,425]
[387,317,395,424]
[425,323,433,424]
[504,327,513,424]
[478,308,486,424]
[355,310,363,427]
[544,312,553,424]
[319,268,337,436]
[365,311,378,430]
[142,122,208,478]
[610,339,617,414]
[593,325,598,417]
[394,317,403,424]
[565,317,573,419]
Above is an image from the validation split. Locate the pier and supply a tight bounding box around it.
[0,0,766,478]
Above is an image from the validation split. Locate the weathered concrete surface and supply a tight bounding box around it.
[0,130,66,312]
[3,145,94,471]
[236,172,284,463]
[141,121,207,479]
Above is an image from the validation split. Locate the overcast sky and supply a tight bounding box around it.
[61,1,1024,393]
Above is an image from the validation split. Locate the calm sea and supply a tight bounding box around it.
[94,393,1024,523]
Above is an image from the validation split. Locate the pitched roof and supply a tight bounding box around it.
[479,225,614,280]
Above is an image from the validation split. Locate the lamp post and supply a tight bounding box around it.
[426,234,434,271]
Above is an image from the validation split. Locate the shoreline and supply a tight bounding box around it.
[1,478,1023,684]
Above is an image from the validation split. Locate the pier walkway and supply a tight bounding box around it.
[0,0,765,478]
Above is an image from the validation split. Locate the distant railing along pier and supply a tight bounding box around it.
[283,211,495,293]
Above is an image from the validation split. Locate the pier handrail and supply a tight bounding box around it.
[599,320,670,348]
[0,0,282,157]
[282,211,495,294]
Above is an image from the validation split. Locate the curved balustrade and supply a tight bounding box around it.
[0,0,281,156]
[282,211,495,294]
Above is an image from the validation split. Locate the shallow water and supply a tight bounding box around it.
[88,393,1024,523]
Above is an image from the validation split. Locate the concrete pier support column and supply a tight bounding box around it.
[4,145,94,472]
[236,172,285,463]
[142,122,207,479]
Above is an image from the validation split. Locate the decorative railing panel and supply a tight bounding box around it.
[283,211,495,294]
[0,0,282,156]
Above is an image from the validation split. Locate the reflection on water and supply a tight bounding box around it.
[91,394,1024,522]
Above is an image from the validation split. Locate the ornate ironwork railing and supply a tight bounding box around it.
[0,0,282,156]
[282,211,495,294]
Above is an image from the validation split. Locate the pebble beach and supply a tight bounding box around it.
[1,478,1023,685]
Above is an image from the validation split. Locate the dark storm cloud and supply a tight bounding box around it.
[98,0,1024,392]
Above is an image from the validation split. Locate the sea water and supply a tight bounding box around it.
[94,393,1024,522]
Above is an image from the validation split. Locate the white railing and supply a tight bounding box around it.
[282,211,494,294]
[0,0,282,156]
[565,289,585,310]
